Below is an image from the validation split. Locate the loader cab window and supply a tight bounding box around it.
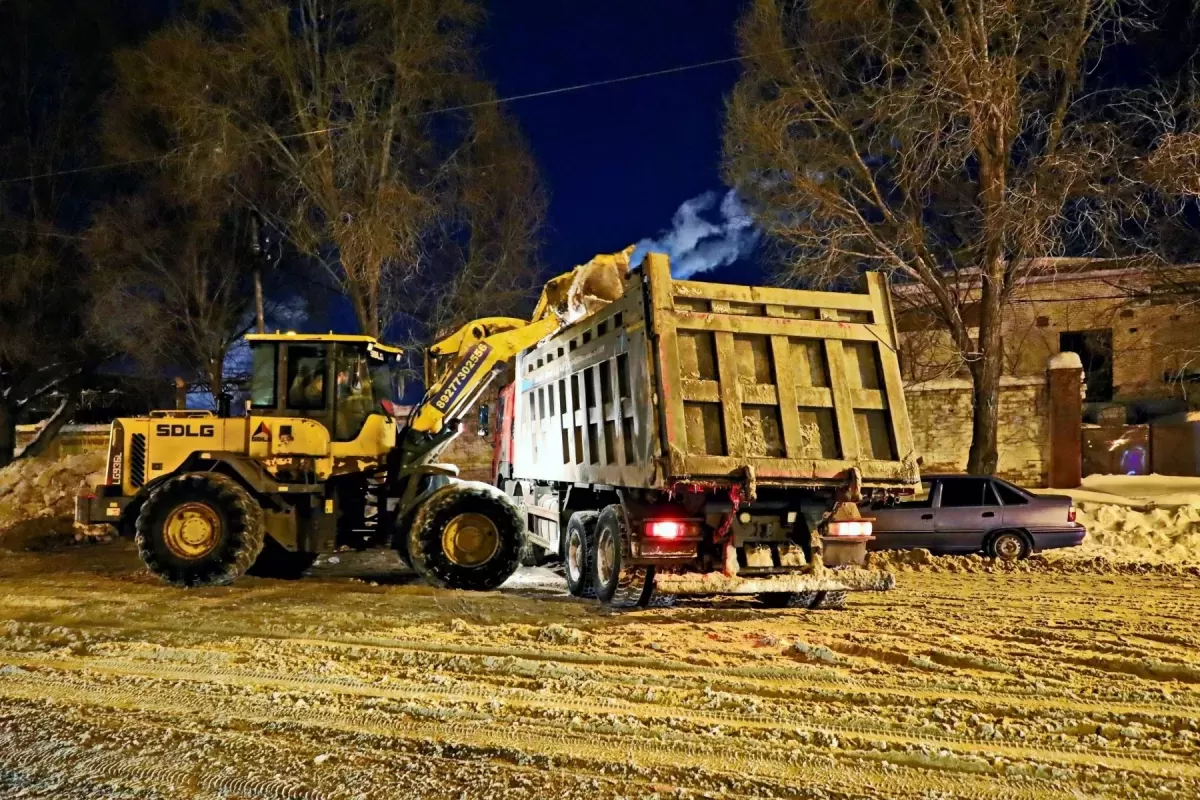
[333,344,403,440]
[286,346,328,411]
[249,344,278,408]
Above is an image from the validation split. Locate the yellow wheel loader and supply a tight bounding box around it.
[75,248,626,590]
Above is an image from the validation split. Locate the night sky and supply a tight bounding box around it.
[479,0,761,284]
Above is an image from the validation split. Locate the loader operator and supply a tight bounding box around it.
[288,362,325,408]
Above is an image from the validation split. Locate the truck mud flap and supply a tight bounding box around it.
[653,566,895,596]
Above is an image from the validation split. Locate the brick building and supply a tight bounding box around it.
[893,260,1200,485]
[897,260,1200,424]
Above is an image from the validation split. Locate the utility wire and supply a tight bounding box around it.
[0,28,887,187]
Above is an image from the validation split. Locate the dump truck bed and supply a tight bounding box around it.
[511,253,917,491]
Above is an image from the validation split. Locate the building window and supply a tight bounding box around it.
[1060,330,1113,402]
[1035,316,1050,328]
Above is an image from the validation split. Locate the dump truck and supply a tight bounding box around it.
[490,252,917,608]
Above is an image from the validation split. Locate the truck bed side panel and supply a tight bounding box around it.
[511,289,661,488]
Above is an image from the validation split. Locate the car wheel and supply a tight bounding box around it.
[987,530,1029,562]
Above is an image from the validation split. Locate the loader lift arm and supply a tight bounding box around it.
[396,246,634,469]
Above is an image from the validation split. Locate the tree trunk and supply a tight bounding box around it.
[966,360,1001,475]
[207,358,224,407]
[18,392,79,460]
[0,400,16,470]
[966,281,1005,475]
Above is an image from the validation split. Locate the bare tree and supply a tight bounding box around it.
[0,0,120,466]
[723,0,1200,473]
[88,199,259,401]
[143,0,545,340]
[87,34,271,403]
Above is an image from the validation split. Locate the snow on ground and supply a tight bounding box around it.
[0,543,1198,799]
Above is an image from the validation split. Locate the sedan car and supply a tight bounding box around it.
[867,475,1086,560]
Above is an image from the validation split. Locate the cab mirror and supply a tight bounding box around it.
[477,403,490,438]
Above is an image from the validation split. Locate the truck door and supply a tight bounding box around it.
[934,477,1000,553]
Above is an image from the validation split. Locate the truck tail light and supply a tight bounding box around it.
[645,520,700,539]
[1068,505,1076,523]
[826,520,873,538]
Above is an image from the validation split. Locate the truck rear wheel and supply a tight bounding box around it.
[563,511,598,597]
[592,505,653,609]
[135,473,265,587]
[408,481,524,591]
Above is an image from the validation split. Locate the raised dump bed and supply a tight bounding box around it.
[491,252,917,608]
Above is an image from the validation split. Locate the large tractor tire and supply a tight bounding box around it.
[408,481,524,591]
[592,504,653,609]
[135,473,265,587]
[563,510,598,598]
[248,536,317,580]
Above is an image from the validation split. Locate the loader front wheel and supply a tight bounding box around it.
[135,473,265,587]
[408,482,524,591]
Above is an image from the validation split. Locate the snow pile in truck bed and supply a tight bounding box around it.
[0,451,110,551]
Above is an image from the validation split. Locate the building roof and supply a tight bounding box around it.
[891,258,1200,297]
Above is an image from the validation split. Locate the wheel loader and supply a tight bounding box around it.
[75,249,626,590]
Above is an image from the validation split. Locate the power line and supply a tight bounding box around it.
[0,28,884,187]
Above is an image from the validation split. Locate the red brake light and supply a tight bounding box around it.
[646,520,684,539]
[1068,505,1076,523]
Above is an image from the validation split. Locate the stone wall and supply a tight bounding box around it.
[904,376,1050,487]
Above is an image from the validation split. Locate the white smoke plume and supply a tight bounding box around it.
[632,189,760,278]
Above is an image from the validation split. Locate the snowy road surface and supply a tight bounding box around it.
[0,543,1198,799]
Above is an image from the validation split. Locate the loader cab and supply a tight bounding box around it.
[244,333,404,442]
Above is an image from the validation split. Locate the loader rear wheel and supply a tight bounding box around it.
[135,473,265,587]
[408,481,524,591]
[563,511,598,598]
[592,505,653,609]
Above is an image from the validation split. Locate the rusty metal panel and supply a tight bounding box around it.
[645,254,917,489]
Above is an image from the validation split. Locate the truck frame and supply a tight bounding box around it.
[493,253,917,608]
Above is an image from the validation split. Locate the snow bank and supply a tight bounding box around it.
[1029,474,1200,566]
[0,452,110,551]
[866,548,1200,578]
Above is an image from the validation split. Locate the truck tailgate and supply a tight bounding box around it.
[643,254,917,488]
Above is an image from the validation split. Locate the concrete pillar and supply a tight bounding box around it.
[1047,352,1083,488]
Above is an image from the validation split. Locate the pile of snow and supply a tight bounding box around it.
[1032,474,1200,566]
[0,452,111,551]
[865,549,1200,578]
